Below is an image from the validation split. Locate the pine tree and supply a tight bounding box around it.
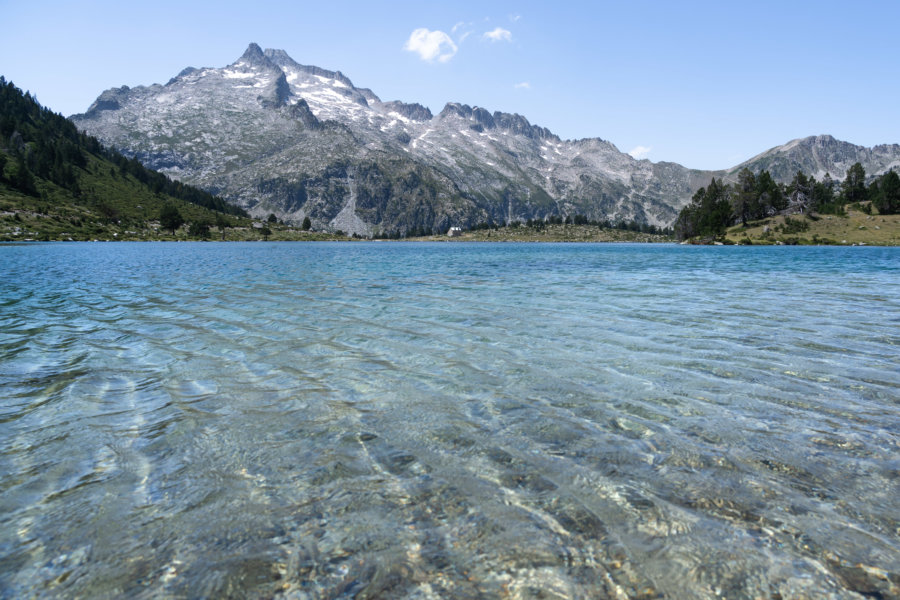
[733,168,757,226]
[753,170,785,217]
[873,169,900,214]
[215,213,232,240]
[697,178,732,237]
[159,204,184,234]
[811,173,836,212]
[8,156,37,196]
[841,162,867,204]
[787,171,812,212]
[188,220,211,239]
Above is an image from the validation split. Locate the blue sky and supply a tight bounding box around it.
[2,0,898,170]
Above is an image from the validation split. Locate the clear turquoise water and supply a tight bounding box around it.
[1,242,898,599]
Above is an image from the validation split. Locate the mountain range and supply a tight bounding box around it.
[71,44,900,235]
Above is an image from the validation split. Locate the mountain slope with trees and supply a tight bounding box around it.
[0,77,249,241]
[675,162,900,244]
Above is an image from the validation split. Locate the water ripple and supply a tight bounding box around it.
[0,242,898,598]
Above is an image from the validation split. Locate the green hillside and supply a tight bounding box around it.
[675,166,900,245]
[724,205,900,245]
[0,76,250,241]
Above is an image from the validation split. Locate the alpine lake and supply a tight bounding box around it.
[1,242,898,599]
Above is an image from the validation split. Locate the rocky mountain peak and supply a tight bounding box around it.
[263,47,357,90]
[731,134,900,183]
[262,48,293,66]
[167,67,199,86]
[438,102,558,141]
[380,101,433,122]
[239,42,269,66]
[438,103,493,127]
[80,86,131,117]
[229,43,285,82]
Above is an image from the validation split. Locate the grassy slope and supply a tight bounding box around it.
[0,148,273,241]
[2,155,233,240]
[0,165,358,242]
[724,204,900,246]
[0,183,347,242]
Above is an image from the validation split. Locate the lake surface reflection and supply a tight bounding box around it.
[1,242,898,599]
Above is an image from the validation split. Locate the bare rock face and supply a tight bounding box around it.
[83,86,130,114]
[71,44,900,235]
[727,134,900,183]
[379,101,432,122]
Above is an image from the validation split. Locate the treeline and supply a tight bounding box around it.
[371,215,672,239]
[676,163,900,240]
[0,76,247,217]
[471,215,672,235]
[373,226,439,239]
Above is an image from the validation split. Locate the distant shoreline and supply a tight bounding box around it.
[3,210,899,245]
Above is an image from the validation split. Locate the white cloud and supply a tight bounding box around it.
[483,27,512,42]
[404,28,458,63]
[510,14,522,22]
[514,81,531,90]
[628,145,652,159]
